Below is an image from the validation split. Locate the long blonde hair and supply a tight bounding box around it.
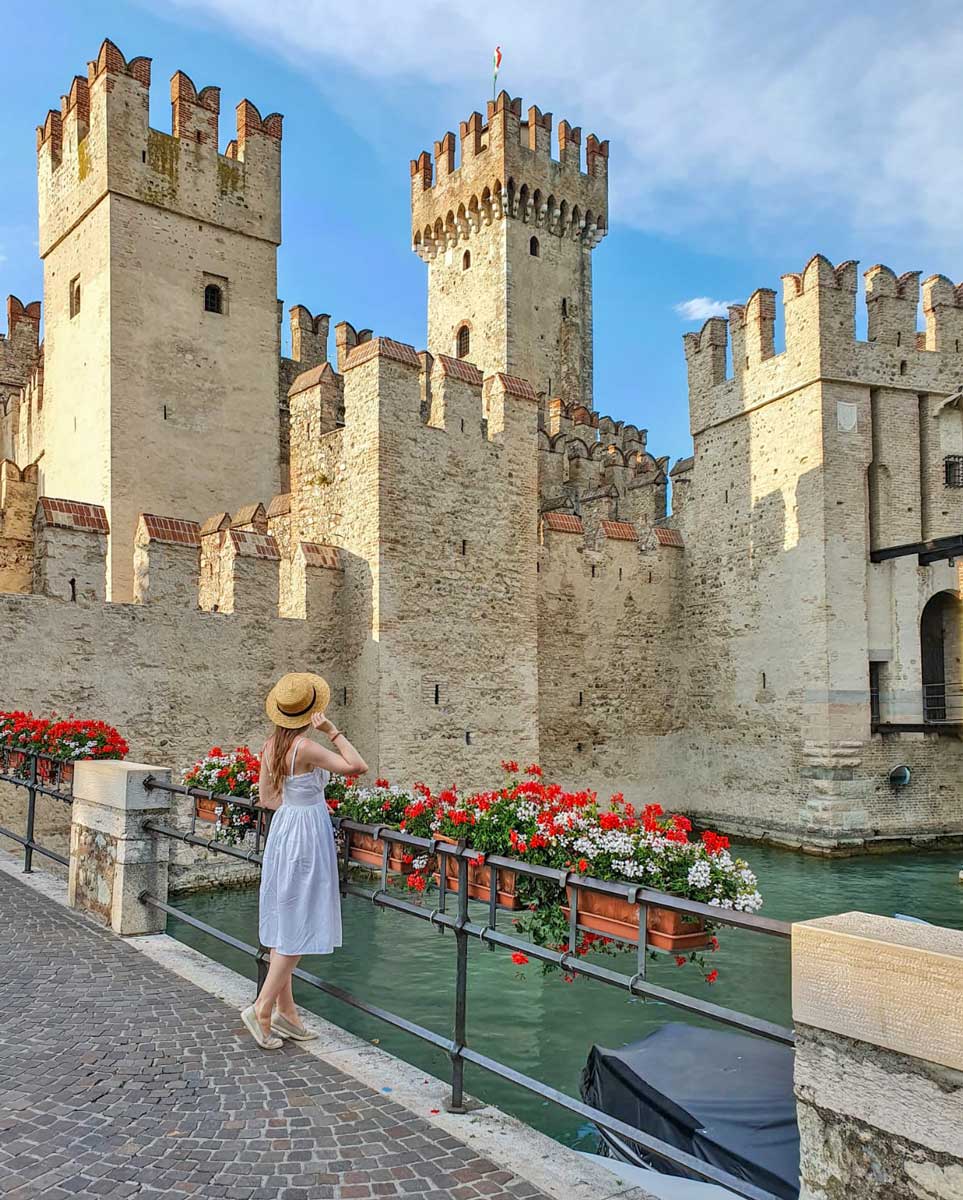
[265,723,309,791]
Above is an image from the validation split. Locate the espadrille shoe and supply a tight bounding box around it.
[241,1005,283,1050]
[271,1012,319,1041]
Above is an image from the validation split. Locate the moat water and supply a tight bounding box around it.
[173,842,963,1148]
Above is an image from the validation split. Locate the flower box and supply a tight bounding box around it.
[347,829,412,875]
[3,749,27,776]
[37,758,74,795]
[435,837,521,910]
[195,796,227,825]
[563,888,710,951]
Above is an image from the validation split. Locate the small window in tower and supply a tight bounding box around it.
[463,250,471,271]
[530,236,540,257]
[899,359,907,375]
[69,276,81,319]
[561,298,568,318]
[204,284,223,314]
[457,325,470,359]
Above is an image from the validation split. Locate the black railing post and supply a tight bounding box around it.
[23,753,38,873]
[255,943,270,999]
[448,849,470,1112]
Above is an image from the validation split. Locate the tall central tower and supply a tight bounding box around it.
[411,92,608,409]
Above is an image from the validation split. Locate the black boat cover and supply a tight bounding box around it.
[580,1023,799,1199]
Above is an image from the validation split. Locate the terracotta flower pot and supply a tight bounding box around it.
[37,758,74,795]
[195,796,228,825]
[563,887,709,950]
[347,829,412,875]
[5,749,27,775]
[434,836,521,910]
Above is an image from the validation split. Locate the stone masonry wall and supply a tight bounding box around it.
[677,258,963,847]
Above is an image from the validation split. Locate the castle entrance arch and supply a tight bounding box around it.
[920,590,963,723]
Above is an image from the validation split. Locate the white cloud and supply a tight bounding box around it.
[145,0,963,265]
[674,298,733,322]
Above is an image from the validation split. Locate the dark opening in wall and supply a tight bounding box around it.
[204,284,223,314]
[618,567,623,581]
[896,331,902,347]
[578,691,583,706]
[591,565,596,578]
[576,742,583,752]
[457,325,470,358]
[434,684,440,705]
[69,578,76,602]
[461,539,467,556]
[465,731,472,745]
[463,250,471,270]
[562,298,568,318]
[342,687,348,705]
[899,360,908,375]
[530,236,540,257]
[163,405,168,421]
[69,276,81,319]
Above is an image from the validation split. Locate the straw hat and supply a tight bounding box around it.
[265,672,331,729]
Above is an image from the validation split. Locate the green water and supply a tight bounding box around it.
[172,843,963,1148]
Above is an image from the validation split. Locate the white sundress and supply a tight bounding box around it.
[258,738,343,956]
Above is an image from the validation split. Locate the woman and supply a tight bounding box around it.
[241,671,368,1050]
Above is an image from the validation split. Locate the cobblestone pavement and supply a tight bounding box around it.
[0,873,553,1200]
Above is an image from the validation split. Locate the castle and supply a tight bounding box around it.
[2,38,962,854]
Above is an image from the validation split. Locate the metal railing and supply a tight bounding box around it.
[922,680,963,724]
[139,776,793,1200]
[0,748,74,871]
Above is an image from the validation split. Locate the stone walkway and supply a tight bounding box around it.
[0,872,552,1200]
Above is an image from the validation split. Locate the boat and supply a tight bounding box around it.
[580,1023,799,1199]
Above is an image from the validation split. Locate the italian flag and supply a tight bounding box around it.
[493,45,502,92]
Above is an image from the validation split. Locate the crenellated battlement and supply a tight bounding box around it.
[685,252,963,436]
[0,298,42,453]
[410,90,608,259]
[38,38,283,257]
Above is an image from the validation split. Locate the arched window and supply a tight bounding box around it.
[204,284,223,314]
[462,250,471,271]
[457,325,470,359]
[530,236,540,257]
[921,591,963,723]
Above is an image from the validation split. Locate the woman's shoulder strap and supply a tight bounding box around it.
[289,736,304,777]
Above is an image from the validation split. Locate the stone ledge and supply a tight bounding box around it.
[792,911,963,1071]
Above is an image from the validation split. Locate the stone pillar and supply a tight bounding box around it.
[792,912,963,1199]
[67,760,172,935]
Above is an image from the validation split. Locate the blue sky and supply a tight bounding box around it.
[3,1,963,467]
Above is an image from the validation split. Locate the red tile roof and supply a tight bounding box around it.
[601,520,638,541]
[229,529,280,560]
[199,512,231,536]
[495,373,538,400]
[652,526,684,548]
[267,493,292,519]
[140,514,200,546]
[436,355,484,386]
[542,512,584,534]
[300,542,342,570]
[231,503,267,532]
[288,362,339,396]
[38,498,109,534]
[344,337,420,371]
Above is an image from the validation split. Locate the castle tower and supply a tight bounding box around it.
[411,93,608,410]
[36,40,283,599]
